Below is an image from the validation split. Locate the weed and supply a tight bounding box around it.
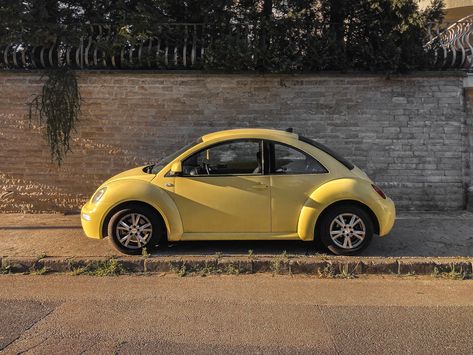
[214,252,222,261]
[66,259,86,275]
[0,264,10,274]
[37,252,47,260]
[29,265,49,275]
[200,261,219,276]
[318,264,336,278]
[270,252,288,275]
[318,263,358,279]
[88,258,124,276]
[248,249,254,259]
[224,263,240,275]
[168,260,241,277]
[141,247,149,259]
[177,265,187,277]
[432,264,469,280]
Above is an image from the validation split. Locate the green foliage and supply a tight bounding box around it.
[28,67,81,165]
[205,0,445,73]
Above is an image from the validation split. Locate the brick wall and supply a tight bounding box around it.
[0,71,469,212]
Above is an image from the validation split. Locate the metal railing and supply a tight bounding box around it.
[426,15,473,69]
[1,23,206,70]
[5,20,473,71]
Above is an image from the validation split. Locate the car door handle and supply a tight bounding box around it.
[251,184,268,190]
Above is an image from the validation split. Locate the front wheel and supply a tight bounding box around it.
[318,205,374,256]
[108,204,163,255]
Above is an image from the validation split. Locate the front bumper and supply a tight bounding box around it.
[377,196,396,236]
[80,201,103,239]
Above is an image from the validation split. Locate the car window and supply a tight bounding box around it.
[272,143,327,174]
[183,140,262,176]
[151,138,202,174]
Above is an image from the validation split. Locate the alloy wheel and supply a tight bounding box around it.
[329,213,366,249]
[115,213,153,249]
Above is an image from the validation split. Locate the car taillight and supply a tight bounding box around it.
[372,184,386,199]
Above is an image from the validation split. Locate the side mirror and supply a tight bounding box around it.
[170,161,182,176]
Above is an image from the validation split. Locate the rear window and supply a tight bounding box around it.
[299,136,355,170]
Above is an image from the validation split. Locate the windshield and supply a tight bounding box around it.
[150,138,203,174]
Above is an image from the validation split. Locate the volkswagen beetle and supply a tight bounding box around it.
[81,128,395,255]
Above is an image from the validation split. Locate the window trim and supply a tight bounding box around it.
[180,138,265,177]
[266,140,329,175]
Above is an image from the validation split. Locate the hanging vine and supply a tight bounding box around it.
[28,68,81,165]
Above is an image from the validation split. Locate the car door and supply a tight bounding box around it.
[268,141,331,233]
[171,139,271,234]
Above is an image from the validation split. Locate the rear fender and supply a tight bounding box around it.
[297,178,376,241]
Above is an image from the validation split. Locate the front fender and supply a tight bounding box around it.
[297,178,382,241]
[98,179,183,241]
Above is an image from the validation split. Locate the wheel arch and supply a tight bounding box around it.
[96,179,184,241]
[314,200,380,238]
[297,178,382,241]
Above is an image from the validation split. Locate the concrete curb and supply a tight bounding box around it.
[2,255,473,277]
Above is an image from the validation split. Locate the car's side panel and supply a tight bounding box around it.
[170,175,271,233]
[269,174,330,233]
[297,178,387,241]
[97,179,183,241]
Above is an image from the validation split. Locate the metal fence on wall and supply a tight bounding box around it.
[426,15,473,69]
[1,23,206,70]
[4,18,473,71]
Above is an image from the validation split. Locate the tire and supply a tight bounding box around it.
[317,204,374,256]
[107,204,164,255]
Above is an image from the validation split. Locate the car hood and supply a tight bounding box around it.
[103,166,155,185]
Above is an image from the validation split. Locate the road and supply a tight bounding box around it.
[1,212,473,257]
[0,275,473,354]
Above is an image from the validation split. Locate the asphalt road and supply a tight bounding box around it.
[1,211,473,257]
[0,275,473,354]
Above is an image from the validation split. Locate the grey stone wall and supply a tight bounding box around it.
[0,72,468,212]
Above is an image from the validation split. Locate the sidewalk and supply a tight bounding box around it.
[1,212,472,258]
[1,212,473,276]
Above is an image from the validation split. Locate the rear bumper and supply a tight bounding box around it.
[377,197,396,236]
[80,201,103,239]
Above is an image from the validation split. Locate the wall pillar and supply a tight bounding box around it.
[463,74,473,211]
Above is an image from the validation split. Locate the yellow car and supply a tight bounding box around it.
[81,128,395,255]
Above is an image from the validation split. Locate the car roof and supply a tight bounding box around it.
[201,128,298,142]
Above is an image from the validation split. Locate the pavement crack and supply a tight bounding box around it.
[317,304,340,355]
[1,304,59,352]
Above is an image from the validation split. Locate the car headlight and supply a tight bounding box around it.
[91,187,107,204]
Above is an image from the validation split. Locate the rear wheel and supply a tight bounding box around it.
[108,204,163,255]
[318,205,373,256]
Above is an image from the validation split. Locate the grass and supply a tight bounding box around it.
[29,265,49,275]
[169,260,242,277]
[0,264,10,275]
[317,263,358,279]
[88,259,125,276]
[67,260,88,275]
[67,258,125,276]
[223,263,240,275]
[432,264,471,280]
[36,252,47,260]
[270,251,289,275]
